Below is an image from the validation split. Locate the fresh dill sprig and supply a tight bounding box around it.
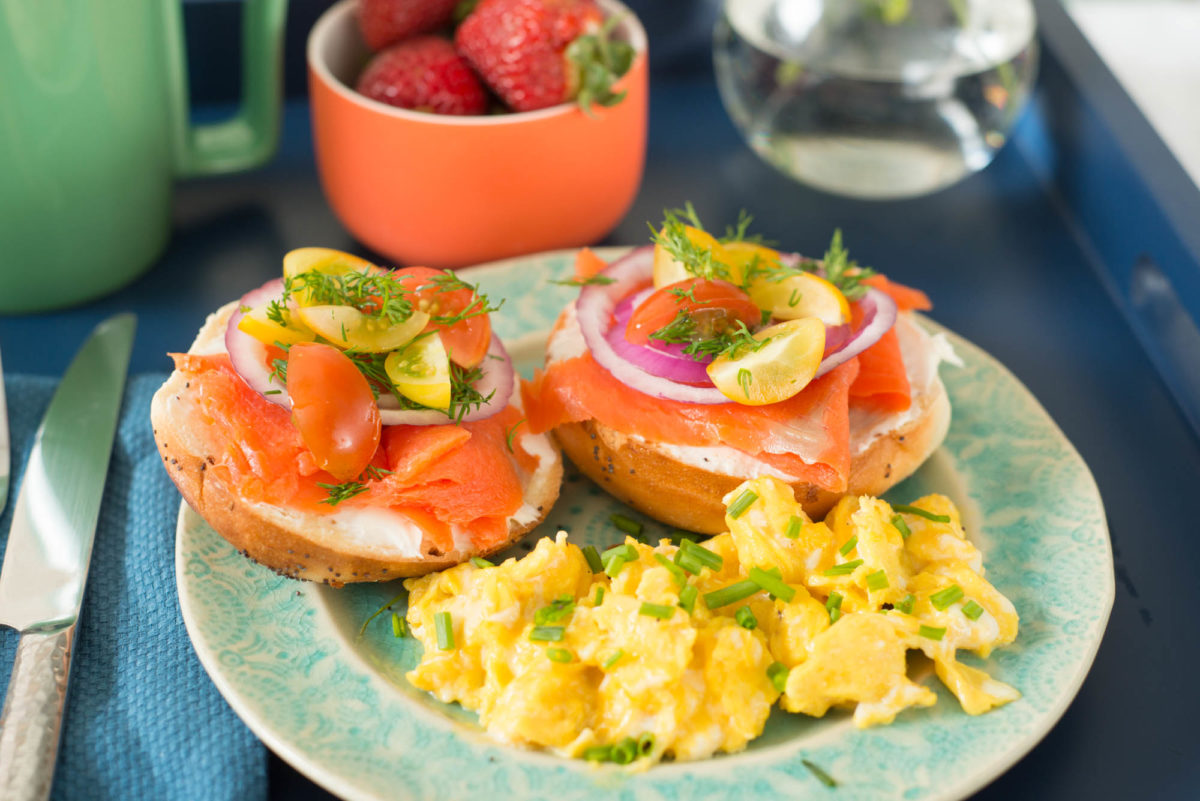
[821,229,876,301]
[446,362,496,423]
[719,209,774,246]
[648,204,734,282]
[505,418,526,453]
[549,275,616,287]
[318,465,394,507]
[414,271,504,326]
[291,270,417,325]
[648,314,767,362]
[317,479,371,506]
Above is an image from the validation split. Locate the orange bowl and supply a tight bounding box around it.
[307,0,648,269]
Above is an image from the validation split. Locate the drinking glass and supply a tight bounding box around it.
[713,0,1038,199]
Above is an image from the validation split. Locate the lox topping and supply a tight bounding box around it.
[172,248,536,550]
[522,209,932,492]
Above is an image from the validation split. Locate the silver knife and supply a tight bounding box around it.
[0,314,135,801]
[0,346,9,517]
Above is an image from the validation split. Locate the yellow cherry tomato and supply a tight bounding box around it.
[652,225,738,287]
[296,305,430,353]
[236,302,316,346]
[283,248,383,306]
[747,271,851,326]
[706,318,826,405]
[385,334,452,411]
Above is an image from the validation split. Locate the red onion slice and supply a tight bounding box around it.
[575,247,730,404]
[813,287,897,377]
[225,279,289,408]
[223,278,513,424]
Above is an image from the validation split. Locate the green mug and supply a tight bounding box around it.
[0,0,287,313]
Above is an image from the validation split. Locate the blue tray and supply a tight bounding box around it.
[1,2,1197,799]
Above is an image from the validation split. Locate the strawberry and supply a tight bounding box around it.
[358,0,461,52]
[355,36,488,115]
[455,0,634,113]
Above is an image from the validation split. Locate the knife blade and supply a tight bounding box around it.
[0,346,9,517]
[0,314,135,801]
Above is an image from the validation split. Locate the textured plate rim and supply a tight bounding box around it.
[175,247,1114,801]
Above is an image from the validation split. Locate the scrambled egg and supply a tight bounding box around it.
[403,476,1019,764]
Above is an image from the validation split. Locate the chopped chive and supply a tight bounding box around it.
[838,535,858,555]
[637,733,656,756]
[681,540,723,571]
[766,661,790,692]
[546,647,574,663]
[654,553,688,587]
[802,758,837,788]
[529,625,565,642]
[583,745,612,762]
[890,513,912,538]
[434,611,454,650]
[604,555,627,579]
[784,515,803,539]
[610,513,643,538]
[702,578,759,609]
[639,602,675,620]
[962,600,985,620]
[594,585,605,606]
[391,612,406,638]
[895,593,915,614]
[582,545,603,573]
[826,591,843,623]
[470,556,495,569]
[919,624,947,641]
[822,558,863,576]
[735,606,758,629]
[748,566,796,603]
[678,583,698,614]
[601,543,638,567]
[866,570,890,591]
[675,549,705,576]
[534,595,575,625]
[611,737,638,765]
[930,584,964,611]
[602,649,624,669]
[727,490,758,519]
[893,504,951,523]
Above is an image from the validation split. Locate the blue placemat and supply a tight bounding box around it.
[0,373,265,801]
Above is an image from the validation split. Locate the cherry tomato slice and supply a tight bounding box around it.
[287,342,381,482]
[625,278,762,346]
[394,267,491,368]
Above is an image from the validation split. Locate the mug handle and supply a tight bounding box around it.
[162,0,288,177]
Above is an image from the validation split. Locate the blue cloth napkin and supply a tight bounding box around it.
[0,373,265,801]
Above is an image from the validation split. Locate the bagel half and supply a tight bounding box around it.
[152,302,563,583]
[543,314,954,534]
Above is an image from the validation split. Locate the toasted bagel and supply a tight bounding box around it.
[543,314,953,534]
[152,302,562,583]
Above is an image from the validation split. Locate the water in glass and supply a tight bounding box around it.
[713,0,1038,199]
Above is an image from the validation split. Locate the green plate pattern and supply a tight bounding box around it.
[176,249,1113,801]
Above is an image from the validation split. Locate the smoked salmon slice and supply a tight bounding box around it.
[168,352,527,549]
[846,297,913,412]
[523,351,859,492]
[850,328,911,412]
[862,275,932,312]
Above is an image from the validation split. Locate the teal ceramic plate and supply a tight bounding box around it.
[177,248,1113,801]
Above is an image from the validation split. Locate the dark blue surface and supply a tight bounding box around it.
[1,3,1198,800]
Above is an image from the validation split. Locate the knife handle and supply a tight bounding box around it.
[0,626,74,801]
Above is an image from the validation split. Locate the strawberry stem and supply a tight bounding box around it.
[567,13,635,114]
